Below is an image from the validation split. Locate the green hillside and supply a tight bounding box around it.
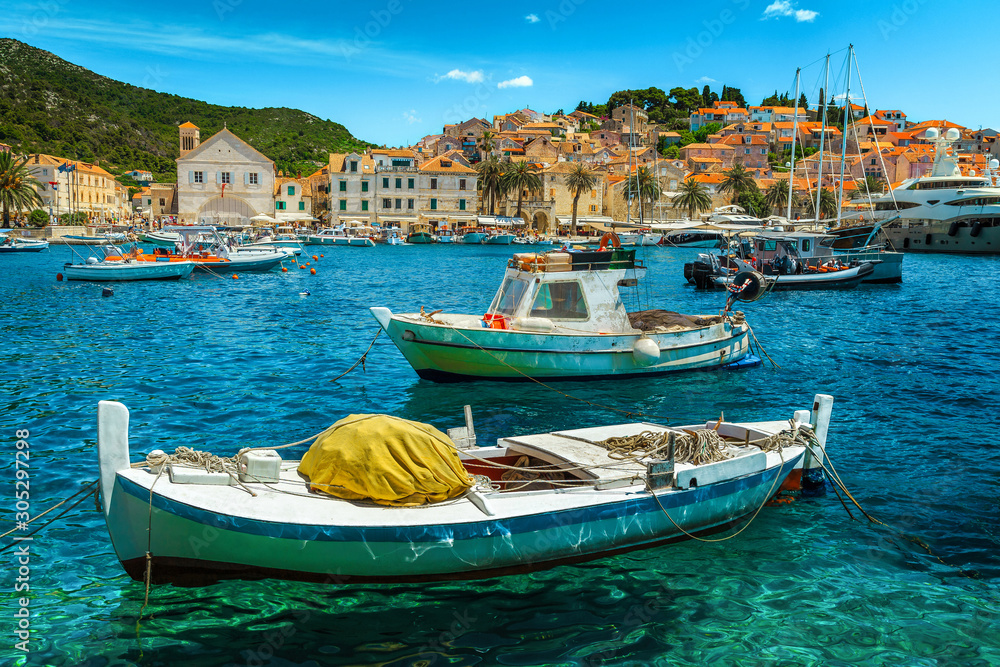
[0,39,372,181]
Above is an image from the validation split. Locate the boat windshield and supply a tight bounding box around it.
[488,277,529,316]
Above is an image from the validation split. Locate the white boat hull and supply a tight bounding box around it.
[370,308,751,381]
[63,261,195,281]
[307,236,375,247]
[97,399,818,585]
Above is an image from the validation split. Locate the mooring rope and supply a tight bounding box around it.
[329,328,382,383]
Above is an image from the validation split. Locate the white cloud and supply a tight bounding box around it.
[497,75,533,89]
[763,0,818,22]
[438,69,484,83]
[525,13,540,23]
[403,109,421,125]
[696,76,718,84]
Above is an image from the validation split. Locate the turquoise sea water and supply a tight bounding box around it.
[1,243,998,666]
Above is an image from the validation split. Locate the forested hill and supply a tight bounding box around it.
[0,39,371,181]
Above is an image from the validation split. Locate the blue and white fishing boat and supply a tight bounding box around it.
[458,226,488,244]
[96,394,832,584]
[0,234,49,252]
[139,230,180,247]
[371,246,753,382]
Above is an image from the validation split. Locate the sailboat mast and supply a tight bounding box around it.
[814,54,830,223]
[786,68,801,221]
[836,45,853,222]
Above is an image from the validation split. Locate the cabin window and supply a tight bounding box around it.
[801,239,811,252]
[530,281,589,320]
[489,277,529,316]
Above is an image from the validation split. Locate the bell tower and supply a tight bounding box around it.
[179,122,200,157]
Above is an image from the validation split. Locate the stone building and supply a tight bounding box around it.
[26,153,129,222]
[175,123,276,225]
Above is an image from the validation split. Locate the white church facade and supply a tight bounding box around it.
[175,122,276,225]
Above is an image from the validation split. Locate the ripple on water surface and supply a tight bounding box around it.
[1,244,998,666]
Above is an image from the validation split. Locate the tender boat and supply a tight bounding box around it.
[686,231,893,289]
[62,245,194,281]
[245,226,305,255]
[0,234,49,252]
[307,225,376,247]
[129,226,289,272]
[371,243,753,382]
[96,394,833,584]
[485,231,516,245]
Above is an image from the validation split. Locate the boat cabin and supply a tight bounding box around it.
[484,250,645,333]
[732,232,854,275]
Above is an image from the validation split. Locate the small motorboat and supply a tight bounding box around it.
[96,394,833,585]
[63,229,129,245]
[307,224,376,247]
[130,226,289,272]
[458,226,488,244]
[62,245,194,281]
[406,223,436,244]
[371,237,755,382]
[0,234,49,252]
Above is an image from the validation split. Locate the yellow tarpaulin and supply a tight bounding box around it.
[298,414,474,506]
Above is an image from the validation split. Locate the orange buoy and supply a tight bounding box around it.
[232,274,239,279]
[281,267,288,272]
[299,265,305,269]
[306,262,310,266]
[310,268,316,275]
[312,255,318,261]
[320,254,324,258]
[56,273,63,281]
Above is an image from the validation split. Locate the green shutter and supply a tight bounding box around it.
[340,181,347,192]
[361,181,368,192]
[361,201,368,211]
[382,178,389,188]
[459,199,466,211]
[407,178,414,189]
[288,186,294,196]
[299,201,305,210]
[430,198,437,210]
[340,200,347,211]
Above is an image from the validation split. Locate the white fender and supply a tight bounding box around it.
[632,337,661,365]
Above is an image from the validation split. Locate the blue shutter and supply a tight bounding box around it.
[244,172,249,185]
[188,171,193,184]
[216,172,221,184]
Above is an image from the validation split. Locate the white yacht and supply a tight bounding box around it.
[834,128,1000,254]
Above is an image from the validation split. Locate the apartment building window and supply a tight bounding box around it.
[407,178,414,189]
[361,201,369,211]
[590,204,597,212]
[339,200,347,211]
[459,199,466,211]
[383,198,391,209]
[299,201,305,211]
[339,181,347,192]
[395,198,402,209]
[745,149,750,155]
[407,198,414,209]
[276,201,286,210]
[287,186,294,196]
[760,149,767,155]
[361,181,369,192]
[192,171,203,183]
[248,172,258,185]
[395,178,402,189]
[430,198,437,210]
[350,161,358,172]
[159,198,165,206]
[459,179,466,190]
[221,172,231,184]
[382,178,389,188]
[430,178,438,190]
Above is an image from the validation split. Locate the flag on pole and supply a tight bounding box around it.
[221,183,226,198]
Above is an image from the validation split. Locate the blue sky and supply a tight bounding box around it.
[1,0,992,146]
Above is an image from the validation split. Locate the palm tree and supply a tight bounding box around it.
[806,188,838,220]
[0,152,43,226]
[718,162,755,204]
[673,177,712,220]
[566,164,597,236]
[764,180,793,212]
[863,174,885,195]
[622,166,661,221]
[478,131,496,161]
[475,155,505,215]
[501,161,542,221]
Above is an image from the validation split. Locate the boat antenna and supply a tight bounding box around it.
[787,67,801,223]
[836,45,853,223]
[814,53,830,225]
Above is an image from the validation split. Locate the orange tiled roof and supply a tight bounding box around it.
[179,121,199,129]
